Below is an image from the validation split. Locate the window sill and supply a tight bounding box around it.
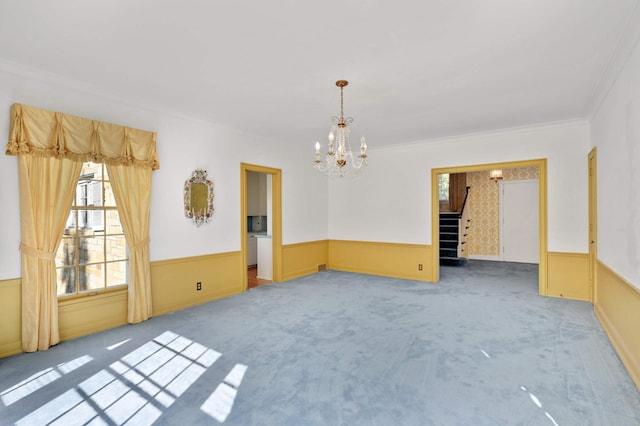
[58,285,127,306]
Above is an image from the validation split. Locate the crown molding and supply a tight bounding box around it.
[372,119,589,152]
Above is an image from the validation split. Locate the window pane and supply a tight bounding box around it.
[74,208,104,232]
[82,263,104,291]
[56,237,76,268]
[104,181,116,207]
[75,208,91,229]
[79,236,104,264]
[91,180,103,206]
[82,161,105,177]
[107,261,128,287]
[92,209,104,232]
[106,209,124,234]
[63,210,76,231]
[106,235,128,262]
[76,182,89,207]
[57,267,77,296]
[75,181,103,206]
[438,174,450,201]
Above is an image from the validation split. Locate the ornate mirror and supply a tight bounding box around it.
[184,169,214,227]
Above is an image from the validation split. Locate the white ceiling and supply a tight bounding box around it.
[0,0,638,147]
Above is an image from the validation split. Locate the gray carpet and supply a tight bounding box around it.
[1,261,639,425]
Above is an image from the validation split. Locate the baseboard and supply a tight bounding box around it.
[594,261,640,391]
[469,254,502,261]
[328,240,433,282]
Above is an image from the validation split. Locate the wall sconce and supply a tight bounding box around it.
[489,169,503,182]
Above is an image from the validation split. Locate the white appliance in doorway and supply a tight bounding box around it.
[500,179,539,263]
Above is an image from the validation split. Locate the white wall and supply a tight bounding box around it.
[329,121,591,253]
[0,59,598,282]
[590,13,640,289]
[0,62,328,280]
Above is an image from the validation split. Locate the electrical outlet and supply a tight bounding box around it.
[196,281,202,291]
[418,264,423,271]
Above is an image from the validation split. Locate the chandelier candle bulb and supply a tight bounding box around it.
[360,136,367,155]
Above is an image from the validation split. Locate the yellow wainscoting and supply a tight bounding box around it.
[59,289,128,341]
[151,251,243,316]
[328,240,433,282]
[2,251,244,358]
[281,240,329,281]
[0,278,22,358]
[546,252,590,301]
[595,261,640,391]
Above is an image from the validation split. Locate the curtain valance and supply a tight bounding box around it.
[6,103,159,170]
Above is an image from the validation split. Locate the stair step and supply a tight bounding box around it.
[440,251,458,258]
[440,256,468,267]
[440,233,459,238]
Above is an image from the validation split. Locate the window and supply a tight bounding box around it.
[438,173,450,201]
[56,162,128,296]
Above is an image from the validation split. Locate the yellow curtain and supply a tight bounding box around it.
[18,155,82,352]
[6,104,159,170]
[106,163,153,323]
[6,103,159,351]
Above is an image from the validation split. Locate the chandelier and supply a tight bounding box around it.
[314,80,368,177]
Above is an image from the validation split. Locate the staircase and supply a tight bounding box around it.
[439,186,471,267]
[439,212,467,266]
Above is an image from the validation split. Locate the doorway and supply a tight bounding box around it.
[246,171,271,288]
[240,163,282,291]
[431,159,548,295]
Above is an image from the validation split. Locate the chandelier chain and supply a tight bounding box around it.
[340,86,344,122]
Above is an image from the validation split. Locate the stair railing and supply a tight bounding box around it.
[457,186,471,259]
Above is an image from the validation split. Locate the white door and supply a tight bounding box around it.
[500,179,539,263]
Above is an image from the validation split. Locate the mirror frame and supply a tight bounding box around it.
[184,169,214,227]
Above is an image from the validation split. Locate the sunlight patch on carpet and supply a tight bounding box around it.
[13,331,238,425]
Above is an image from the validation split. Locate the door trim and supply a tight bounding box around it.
[240,163,283,291]
[588,148,597,303]
[431,159,548,296]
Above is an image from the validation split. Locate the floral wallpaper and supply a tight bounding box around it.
[466,166,539,256]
